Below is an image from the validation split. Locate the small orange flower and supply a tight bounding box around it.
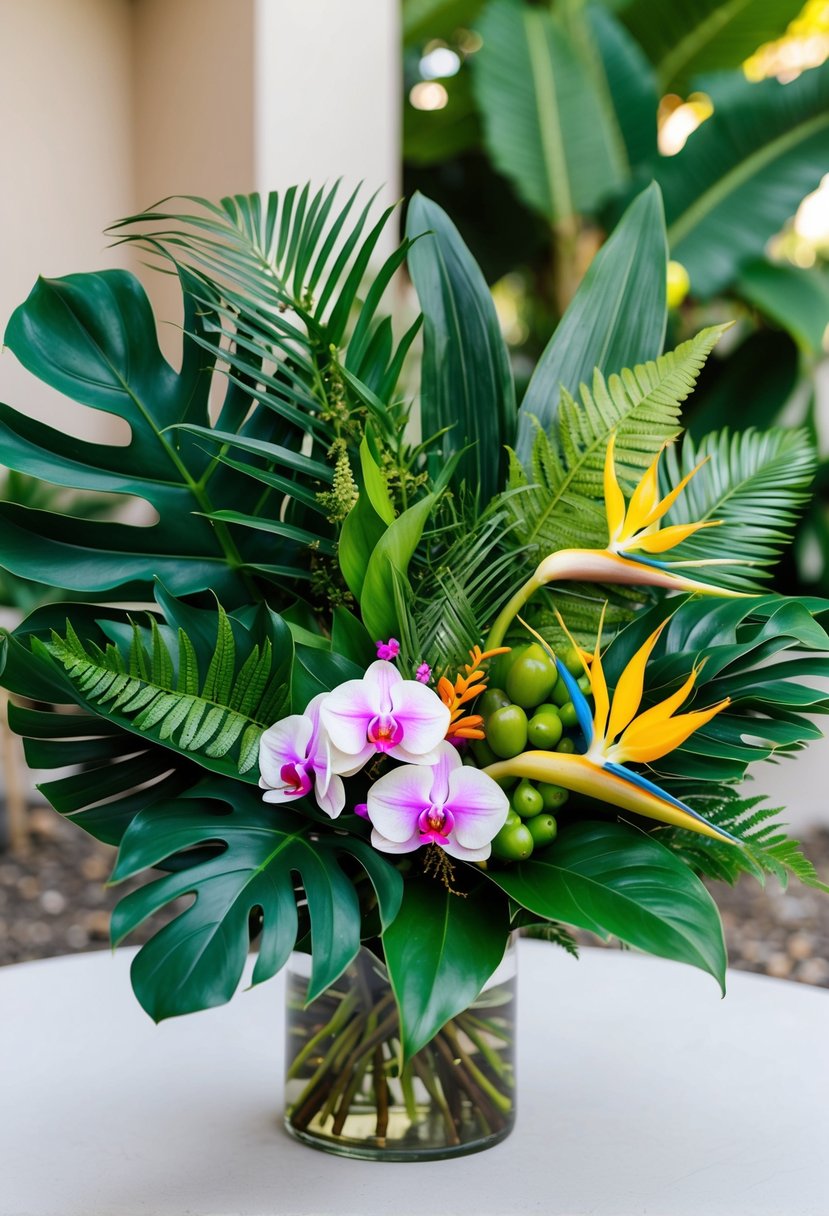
[439,645,510,741]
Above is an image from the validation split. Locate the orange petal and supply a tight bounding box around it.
[622,449,662,539]
[632,519,721,555]
[604,433,627,542]
[618,698,730,764]
[606,619,668,743]
[639,455,709,530]
[590,603,610,743]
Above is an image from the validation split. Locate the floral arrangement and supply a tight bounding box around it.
[0,182,826,1155]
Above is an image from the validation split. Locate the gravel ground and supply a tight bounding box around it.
[1,805,828,985]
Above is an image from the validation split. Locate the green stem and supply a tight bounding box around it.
[442,1024,514,1115]
[287,988,358,1079]
[485,573,542,649]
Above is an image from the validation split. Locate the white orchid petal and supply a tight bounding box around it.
[366,762,433,843]
[314,772,346,819]
[389,678,451,756]
[370,827,423,854]
[258,714,314,787]
[446,767,510,848]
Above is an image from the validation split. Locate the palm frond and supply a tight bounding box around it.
[660,427,817,590]
[657,790,829,892]
[507,326,726,561]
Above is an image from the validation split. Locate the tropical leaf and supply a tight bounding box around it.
[508,326,725,560]
[659,63,829,297]
[737,261,829,357]
[0,589,293,845]
[515,184,667,464]
[660,427,817,589]
[656,789,829,892]
[406,193,515,504]
[583,2,659,172]
[472,0,626,222]
[382,876,512,1059]
[487,820,727,989]
[617,0,803,92]
[600,595,829,785]
[109,778,403,1019]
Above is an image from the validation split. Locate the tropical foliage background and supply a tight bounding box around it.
[403,0,829,589]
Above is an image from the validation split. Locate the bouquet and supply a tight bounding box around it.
[1,182,826,1159]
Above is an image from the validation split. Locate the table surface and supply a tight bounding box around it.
[1,942,826,1216]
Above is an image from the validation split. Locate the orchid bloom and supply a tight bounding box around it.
[367,740,509,860]
[376,637,400,661]
[259,693,360,819]
[320,659,451,767]
[486,434,745,648]
[484,614,737,844]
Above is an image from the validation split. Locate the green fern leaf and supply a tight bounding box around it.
[238,724,264,774]
[150,618,175,688]
[203,606,235,704]
[129,623,151,680]
[508,325,726,561]
[176,629,200,695]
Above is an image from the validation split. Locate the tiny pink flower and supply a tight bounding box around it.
[353,802,370,820]
[258,693,362,819]
[415,663,431,684]
[320,660,450,767]
[376,637,401,661]
[366,741,509,861]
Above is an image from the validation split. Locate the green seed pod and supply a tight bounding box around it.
[504,643,558,710]
[476,688,512,721]
[555,736,577,754]
[538,783,569,811]
[526,813,558,847]
[486,705,529,759]
[511,778,544,819]
[491,821,534,861]
[471,737,498,767]
[561,645,584,678]
[558,702,579,729]
[527,710,564,749]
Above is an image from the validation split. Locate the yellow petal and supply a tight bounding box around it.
[632,519,722,555]
[606,620,667,743]
[622,450,662,539]
[618,698,730,764]
[482,751,737,843]
[639,455,710,530]
[604,432,627,542]
[590,603,610,743]
[552,608,593,678]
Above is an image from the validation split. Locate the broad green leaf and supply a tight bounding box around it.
[585,2,658,171]
[359,436,395,525]
[618,0,804,93]
[331,605,376,668]
[660,64,829,298]
[473,0,626,222]
[110,779,403,1019]
[360,494,438,641]
[515,184,667,464]
[383,877,511,1059]
[737,261,829,357]
[291,645,364,713]
[488,821,727,989]
[407,193,515,503]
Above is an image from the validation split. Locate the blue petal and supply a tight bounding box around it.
[618,550,670,571]
[604,761,739,843]
[554,657,594,747]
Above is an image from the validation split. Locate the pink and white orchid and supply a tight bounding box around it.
[258,693,360,819]
[320,659,451,766]
[366,741,509,860]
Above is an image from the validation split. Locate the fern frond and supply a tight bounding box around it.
[518,921,580,957]
[44,607,286,775]
[660,427,817,590]
[657,790,829,892]
[507,326,726,561]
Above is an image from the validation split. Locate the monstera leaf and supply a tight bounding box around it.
[487,821,727,989]
[109,779,403,1019]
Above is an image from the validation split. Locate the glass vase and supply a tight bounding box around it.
[284,940,517,1161]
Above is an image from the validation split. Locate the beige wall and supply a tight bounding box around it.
[0,0,134,439]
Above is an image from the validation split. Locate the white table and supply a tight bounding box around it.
[1,942,826,1216]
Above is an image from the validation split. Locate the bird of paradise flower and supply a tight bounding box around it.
[486,433,747,649]
[483,610,738,844]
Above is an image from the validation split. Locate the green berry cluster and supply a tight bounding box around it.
[469,642,590,863]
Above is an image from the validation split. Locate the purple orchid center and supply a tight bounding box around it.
[367,714,405,752]
[279,762,312,797]
[417,803,455,845]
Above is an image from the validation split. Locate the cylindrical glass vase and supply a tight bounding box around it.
[284,941,517,1161]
